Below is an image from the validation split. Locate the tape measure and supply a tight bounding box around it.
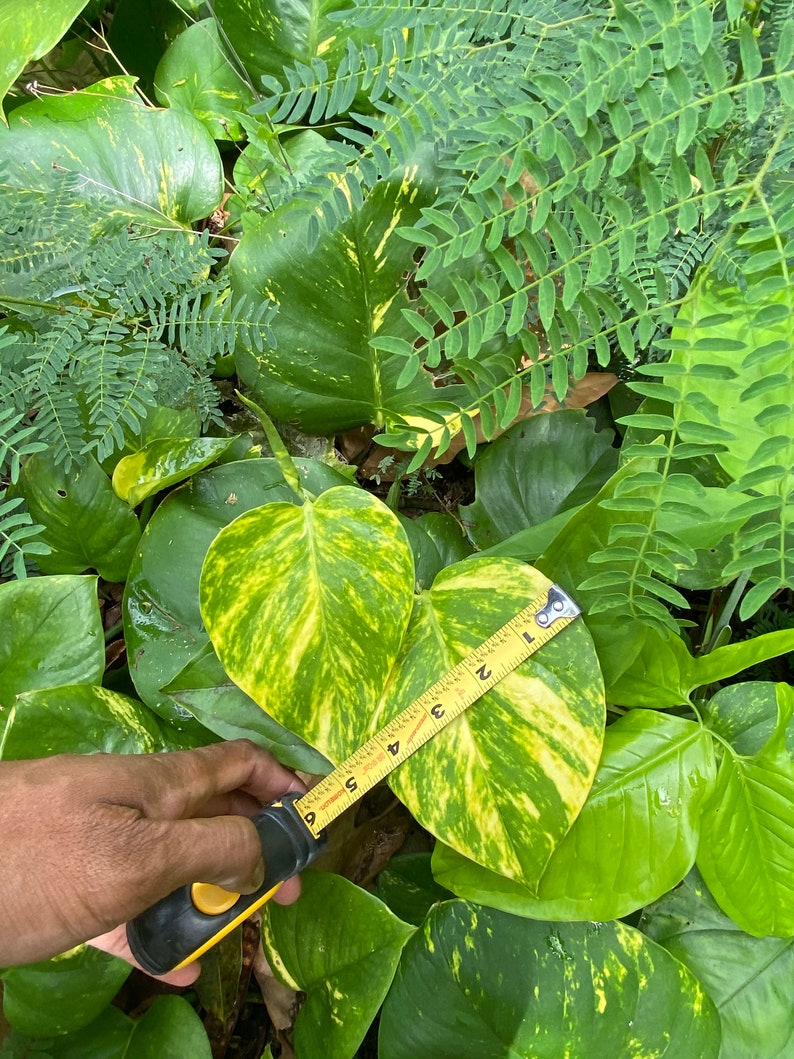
[127,583,580,975]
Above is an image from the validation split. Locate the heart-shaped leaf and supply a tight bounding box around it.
[433,709,716,919]
[378,902,720,1059]
[230,171,437,435]
[154,19,256,141]
[3,76,223,225]
[18,450,140,581]
[123,458,349,731]
[0,575,103,709]
[263,872,414,1059]
[377,558,604,887]
[200,486,415,762]
[112,437,238,507]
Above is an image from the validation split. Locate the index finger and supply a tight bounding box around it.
[126,740,303,820]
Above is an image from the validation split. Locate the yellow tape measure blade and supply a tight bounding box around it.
[296,583,579,836]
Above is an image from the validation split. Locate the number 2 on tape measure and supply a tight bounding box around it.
[295,583,580,837]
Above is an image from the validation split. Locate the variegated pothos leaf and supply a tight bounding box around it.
[200,486,415,762]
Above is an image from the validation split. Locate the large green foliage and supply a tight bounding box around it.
[0,0,792,1056]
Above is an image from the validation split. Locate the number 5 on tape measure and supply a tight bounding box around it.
[127,582,580,975]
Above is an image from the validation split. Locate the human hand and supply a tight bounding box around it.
[0,740,303,971]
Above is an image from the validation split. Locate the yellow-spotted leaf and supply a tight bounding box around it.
[377,558,604,888]
[0,0,89,120]
[230,168,438,435]
[200,486,415,762]
[2,76,223,225]
[378,902,720,1058]
[112,436,237,507]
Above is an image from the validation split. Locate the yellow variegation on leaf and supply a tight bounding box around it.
[200,486,415,762]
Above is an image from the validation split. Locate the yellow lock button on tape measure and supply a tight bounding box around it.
[127,584,580,975]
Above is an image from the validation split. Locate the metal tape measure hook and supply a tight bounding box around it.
[536,585,580,627]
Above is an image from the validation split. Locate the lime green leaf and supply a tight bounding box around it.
[378,902,720,1058]
[1,946,129,1036]
[230,170,437,435]
[201,486,415,763]
[123,458,349,726]
[263,872,414,1059]
[3,77,223,225]
[397,511,474,592]
[375,558,604,887]
[460,411,616,549]
[17,450,140,581]
[0,575,103,709]
[0,684,169,760]
[163,642,330,773]
[154,19,256,140]
[112,437,238,507]
[0,0,89,121]
[643,867,794,1058]
[433,710,715,919]
[698,683,794,936]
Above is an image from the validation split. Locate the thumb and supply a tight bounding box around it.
[149,815,265,897]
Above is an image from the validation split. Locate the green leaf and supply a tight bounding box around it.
[0,684,169,759]
[123,458,350,726]
[698,683,794,936]
[112,436,238,507]
[3,77,223,225]
[263,872,414,1059]
[377,559,604,887]
[201,486,415,763]
[1,946,130,1037]
[0,575,103,710]
[0,0,89,120]
[459,411,617,549]
[154,19,256,140]
[231,168,436,435]
[375,853,452,925]
[378,903,720,1058]
[124,996,212,1058]
[397,511,474,592]
[433,710,715,921]
[163,642,329,773]
[643,867,794,1058]
[17,450,140,582]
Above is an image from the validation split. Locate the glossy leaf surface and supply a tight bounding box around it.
[3,77,222,225]
[397,511,474,592]
[154,19,256,140]
[697,682,794,936]
[379,902,720,1058]
[460,410,617,549]
[0,575,103,709]
[378,559,604,887]
[231,172,436,434]
[123,458,349,727]
[201,486,415,763]
[18,450,140,581]
[0,684,169,760]
[112,436,237,507]
[263,872,414,1059]
[0,0,88,119]
[433,710,715,919]
[1,946,130,1036]
[643,867,794,1059]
